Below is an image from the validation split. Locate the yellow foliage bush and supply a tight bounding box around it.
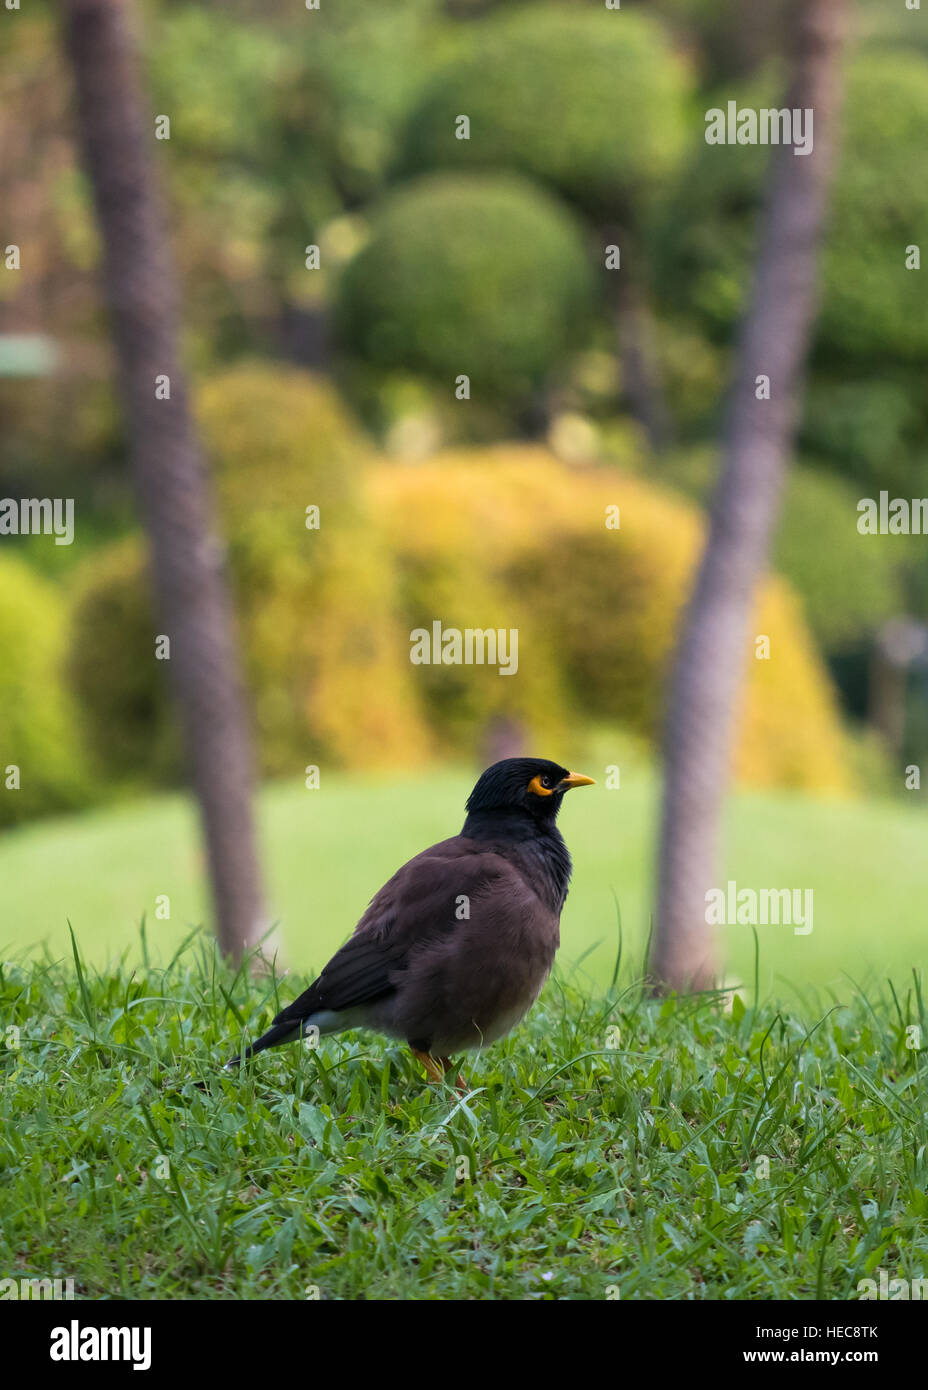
[68,369,851,796]
[368,448,573,758]
[197,363,364,530]
[740,579,851,792]
[369,446,853,793]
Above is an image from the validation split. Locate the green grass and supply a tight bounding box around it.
[2,934,927,1299]
[1,763,927,998]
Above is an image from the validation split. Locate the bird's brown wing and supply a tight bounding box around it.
[271,837,518,1029]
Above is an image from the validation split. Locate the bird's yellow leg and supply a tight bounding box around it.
[411,1048,446,1084]
[411,1049,467,1091]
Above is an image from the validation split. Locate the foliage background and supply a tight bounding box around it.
[0,0,925,991]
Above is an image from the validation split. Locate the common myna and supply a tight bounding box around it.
[225,758,594,1088]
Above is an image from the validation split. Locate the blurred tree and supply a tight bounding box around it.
[401,4,690,448]
[146,4,315,363]
[652,0,849,991]
[642,0,791,81]
[62,0,267,962]
[653,50,928,496]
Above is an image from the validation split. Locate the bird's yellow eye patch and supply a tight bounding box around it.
[528,774,555,797]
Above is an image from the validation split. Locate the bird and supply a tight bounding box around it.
[224,757,594,1089]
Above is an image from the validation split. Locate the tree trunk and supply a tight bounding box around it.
[869,618,927,755]
[651,0,849,991]
[62,0,267,962]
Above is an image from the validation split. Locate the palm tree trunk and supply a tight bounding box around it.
[651,0,849,990]
[62,0,267,962]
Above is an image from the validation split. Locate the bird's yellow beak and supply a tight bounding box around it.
[560,772,595,789]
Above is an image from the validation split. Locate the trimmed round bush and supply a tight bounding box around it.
[402,6,690,220]
[335,174,595,398]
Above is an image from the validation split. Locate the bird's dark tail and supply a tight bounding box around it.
[223,1018,301,1070]
[223,974,327,1070]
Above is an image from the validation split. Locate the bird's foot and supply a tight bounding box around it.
[411,1049,467,1093]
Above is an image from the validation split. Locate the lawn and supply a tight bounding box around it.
[1,763,926,1002]
[2,939,926,1299]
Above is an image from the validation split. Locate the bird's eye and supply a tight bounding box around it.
[527,772,557,797]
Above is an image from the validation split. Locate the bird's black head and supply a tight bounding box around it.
[464,757,595,827]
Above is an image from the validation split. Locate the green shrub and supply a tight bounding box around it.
[655,51,928,365]
[68,367,429,785]
[294,0,446,204]
[0,555,92,825]
[651,50,928,499]
[661,454,909,654]
[820,52,928,364]
[335,174,595,399]
[774,467,905,651]
[201,365,429,773]
[67,538,179,789]
[799,376,927,499]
